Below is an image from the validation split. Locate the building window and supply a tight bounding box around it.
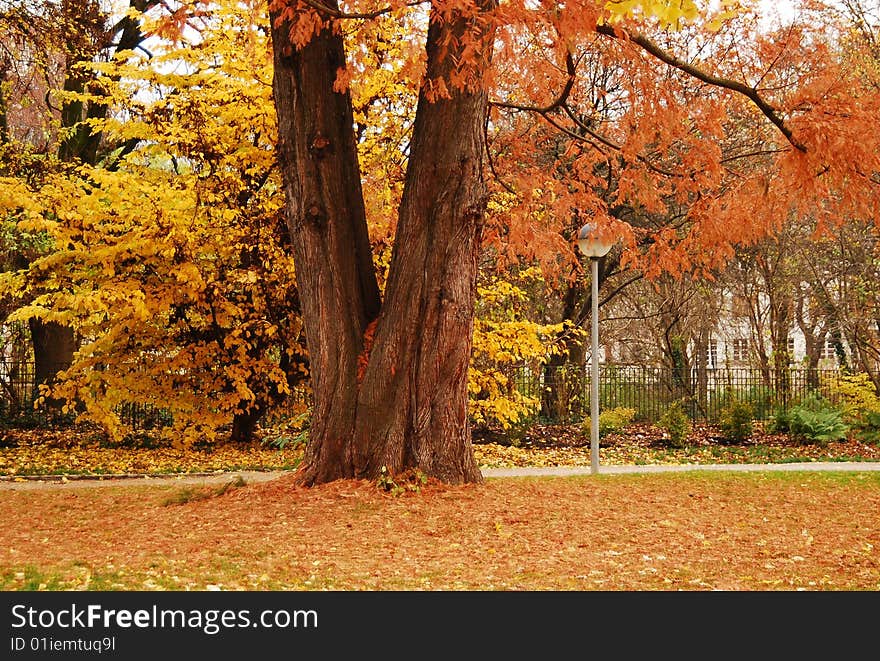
[821,339,837,360]
[787,337,796,361]
[706,340,718,368]
[732,338,749,362]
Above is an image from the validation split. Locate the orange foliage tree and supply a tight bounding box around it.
[260,0,880,485]
[487,1,880,409]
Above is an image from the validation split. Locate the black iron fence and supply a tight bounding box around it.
[0,357,845,430]
[0,359,171,430]
[511,363,842,424]
[0,358,38,420]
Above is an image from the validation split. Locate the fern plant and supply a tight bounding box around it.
[767,406,791,433]
[855,410,880,445]
[789,407,848,444]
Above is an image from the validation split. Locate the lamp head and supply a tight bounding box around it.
[577,223,614,258]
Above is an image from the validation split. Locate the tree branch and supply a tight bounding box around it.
[595,23,807,153]
[491,51,578,115]
[298,0,427,21]
[720,147,790,164]
[560,103,681,178]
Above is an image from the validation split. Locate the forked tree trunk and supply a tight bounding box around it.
[270,1,494,484]
[348,8,493,484]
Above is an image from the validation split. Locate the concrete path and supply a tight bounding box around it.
[2,462,880,490]
[480,462,880,477]
[0,470,283,491]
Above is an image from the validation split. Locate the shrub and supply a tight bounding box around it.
[260,411,310,450]
[720,386,773,421]
[797,391,835,412]
[789,406,848,444]
[501,417,532,447]
[719,401,753,444]
[855,410,880,445]
[823,372,880,423]
[583,407,637,439]
[658,401,691,447]
[767,406,791,434]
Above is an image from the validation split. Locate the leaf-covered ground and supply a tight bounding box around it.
[1,471,878,591]
[472,422,880,468]
[1,422,879,478]
[0,428,301,477]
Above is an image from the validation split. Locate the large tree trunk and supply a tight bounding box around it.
[349,6,493,484]
[270,1,494,485]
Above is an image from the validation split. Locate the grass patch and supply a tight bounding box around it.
[161,475,247,506]
[0,566,67,591]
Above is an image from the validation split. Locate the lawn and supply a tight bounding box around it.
[1,420,878,592]
[1,471,878,591]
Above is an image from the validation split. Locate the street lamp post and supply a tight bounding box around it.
[577,223,614,475]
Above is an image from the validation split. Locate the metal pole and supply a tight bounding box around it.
[591,256,600,475]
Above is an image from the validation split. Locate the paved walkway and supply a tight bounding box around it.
[0,471,283,491]
[481,461,880,477]
[2,461,880,490]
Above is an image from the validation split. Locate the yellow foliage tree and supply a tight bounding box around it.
[0,0,306,444]
[471,267,574,429]
[1,0,567,445]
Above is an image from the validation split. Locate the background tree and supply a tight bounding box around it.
[1,0,309,442]
[1,0,157,403]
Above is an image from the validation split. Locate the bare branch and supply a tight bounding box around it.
[720,147,791,164]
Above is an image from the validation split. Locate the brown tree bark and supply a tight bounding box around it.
[270,10,382,483]
[270,1,494,484]
[230,407,261,444]
[28,318,76,408]
[540,280,594,423]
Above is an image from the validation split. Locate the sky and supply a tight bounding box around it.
[758,0,798,22]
